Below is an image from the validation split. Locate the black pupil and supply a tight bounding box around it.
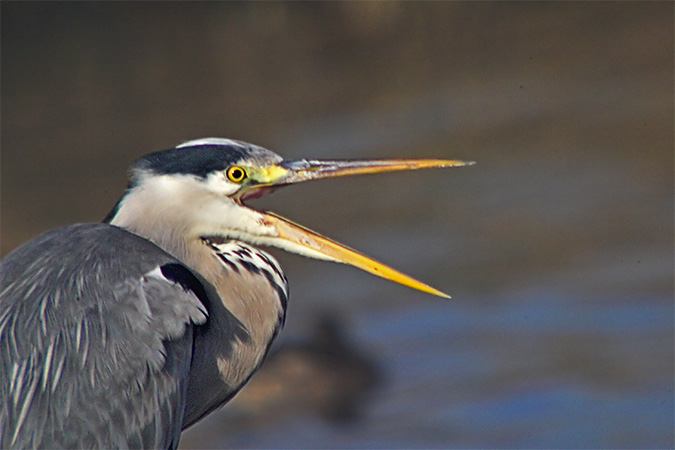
[231,168,243,180]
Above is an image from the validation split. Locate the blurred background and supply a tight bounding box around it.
[2,2,673,448]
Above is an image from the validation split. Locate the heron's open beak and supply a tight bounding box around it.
[244,158,474,298]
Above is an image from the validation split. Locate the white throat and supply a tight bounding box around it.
[110,173,242,262]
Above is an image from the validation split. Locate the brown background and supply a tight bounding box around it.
[2,3,673,448]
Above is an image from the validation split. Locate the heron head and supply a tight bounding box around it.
[109,138,473,298]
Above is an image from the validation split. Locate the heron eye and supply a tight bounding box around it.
[226,166,247,183]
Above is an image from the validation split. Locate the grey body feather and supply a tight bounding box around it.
[0,224,244,448]
[0,140,323,448]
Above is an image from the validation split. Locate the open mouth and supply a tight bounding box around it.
[228,156,474,298]
[238,185,279,204]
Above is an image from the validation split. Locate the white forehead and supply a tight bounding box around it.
[176,137,247,149]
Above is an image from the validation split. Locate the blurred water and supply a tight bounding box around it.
[3,3,672,449]
[181,295,672,448]
[180,74,673,448]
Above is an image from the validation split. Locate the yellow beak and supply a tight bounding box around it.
[246,158,474,298]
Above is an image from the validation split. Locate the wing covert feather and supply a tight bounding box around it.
[0,224,208,448]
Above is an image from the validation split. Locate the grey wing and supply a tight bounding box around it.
[0,224,208,449]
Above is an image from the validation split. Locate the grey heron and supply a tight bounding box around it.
[0,138,472,448]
